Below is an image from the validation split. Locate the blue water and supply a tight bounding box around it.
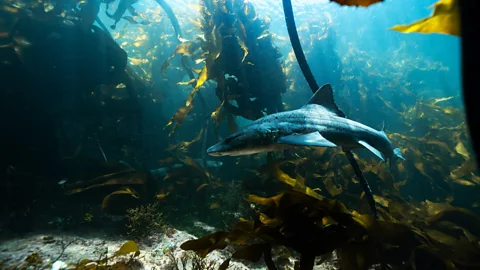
[102,0,460,129]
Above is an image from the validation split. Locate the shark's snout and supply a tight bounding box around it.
[206,142,229,156]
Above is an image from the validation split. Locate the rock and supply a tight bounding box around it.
[43,236,55,244]
[51,260,68,270]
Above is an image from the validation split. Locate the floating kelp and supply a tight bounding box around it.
[330,0,383,7]
[181,190,480,269]
[257,161,324,200]
[62,162,148,214]
[162,156,215,183]
[63,163,147,195]
[101,188,140,215]
[390,0,460,36]
[166,128,204,154]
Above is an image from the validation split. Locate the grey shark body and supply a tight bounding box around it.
[207,84,404,165]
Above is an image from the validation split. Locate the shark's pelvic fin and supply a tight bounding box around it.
[277,132,337,148]
[358,140,385,161]
[303,84,345,117]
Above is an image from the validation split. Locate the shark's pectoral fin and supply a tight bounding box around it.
[358,140,385,161]
[277,132,337,148]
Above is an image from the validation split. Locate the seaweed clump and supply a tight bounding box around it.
[125,202,166,239]
[180,190,480,270]
[165,250,218,270]
[24,252,44,268]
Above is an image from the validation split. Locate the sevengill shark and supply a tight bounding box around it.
[207,84,405,167]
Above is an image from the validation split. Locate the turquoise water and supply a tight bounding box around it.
[0,0,475,269]
[98,0,461,127]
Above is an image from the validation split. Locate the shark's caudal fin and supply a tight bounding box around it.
[304,84,346,117]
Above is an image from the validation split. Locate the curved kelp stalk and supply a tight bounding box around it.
[282,0,378,218]
[155,0,211,174]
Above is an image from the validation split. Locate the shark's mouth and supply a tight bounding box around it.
[206,143,228,156]
[207,142,294,157]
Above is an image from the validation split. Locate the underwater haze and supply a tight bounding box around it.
[1,0,477,269]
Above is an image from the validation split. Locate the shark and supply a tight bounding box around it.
[207,84,405,167]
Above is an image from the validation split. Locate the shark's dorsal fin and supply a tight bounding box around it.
[304,84,345,117]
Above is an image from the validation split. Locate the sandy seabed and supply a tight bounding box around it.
[0,227,266,270]
[0,222,338,269]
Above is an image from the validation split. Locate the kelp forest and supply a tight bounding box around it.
[0,0,478,269]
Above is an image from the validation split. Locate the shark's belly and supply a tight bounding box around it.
[282,116,372,149]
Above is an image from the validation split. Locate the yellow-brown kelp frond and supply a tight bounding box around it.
[166,128,204,154]
[62,162,149,215]
[257,161,324,200]
[161,156,213,184]
[163,0,224,135]
[101,188,140,215]
[181,190,480,269]
[390,0,460,36]
[75,240,141,269]
[63,162,148,196]
[161,41,202,73]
